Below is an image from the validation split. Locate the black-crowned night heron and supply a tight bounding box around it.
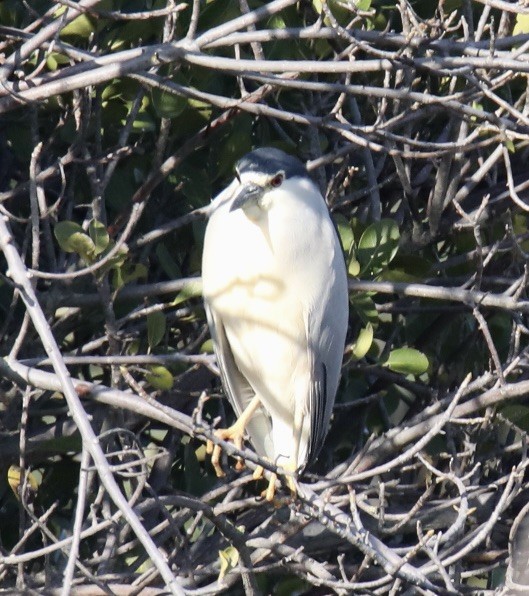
[202,147,348,498]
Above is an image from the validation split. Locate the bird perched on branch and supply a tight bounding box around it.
[201,147,348,499]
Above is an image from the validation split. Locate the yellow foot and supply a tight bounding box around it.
[254,461,297,502]
[252,465,278,502]
[252,465,264,481]
[206,395,262,478]
[264,473,278,502]
[206,422,245,478]
[282,461,298,497]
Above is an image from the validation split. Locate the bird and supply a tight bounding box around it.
[201,147,348,498]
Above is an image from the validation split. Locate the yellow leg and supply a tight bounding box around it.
[282,460,297,496]
[252,465,264,480]
[265,473,278,502]
[252,465,278,502]
[253,461,297,502]
[206,395,261,477]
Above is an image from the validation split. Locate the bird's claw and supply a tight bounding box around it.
[252,465,264,481]
[206,423,246,477]
[282,460,298,497]
[264,472,278,502]
[254,461,297,502]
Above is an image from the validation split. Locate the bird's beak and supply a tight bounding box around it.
[230,182,264,212]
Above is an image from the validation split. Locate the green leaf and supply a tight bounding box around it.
[102,242,129,268]
[326,0,356,25]
[335,215,362,276]
[98,242,129,283]
[385,348,429,375]
[350,292,379,325]
[383,268,418,283]
[350,218,367,244]
[172,280,203,306]
[59,14,95,39]
[46,52,70,71]
[357,219,400,277]
[88,219,110,255]
[352,323,374,359]
[200,339,214,354]
[355,0,372,10]
[187,98,212,120]
[134,558,153,574]
[268,14,286,29]
[348,257,360,277]
[218,546,239,582]
[54,221,96,262]
[124,96,155,132]
[130,110,155,132]
[145,365,174,390]
[105,245,131,287]
[101,82,121,103]
[151,86,187,119]
[54,220,83,250]
[147,310,166,349]
[122,263,148,286]
[334,213,354,254]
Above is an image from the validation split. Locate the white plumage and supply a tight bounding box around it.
[202,148,348,478]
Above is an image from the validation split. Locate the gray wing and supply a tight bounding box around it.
[304,260,348,469]
[204,301,273,459]
[305,357,328,468]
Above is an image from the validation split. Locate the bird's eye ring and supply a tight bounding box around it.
[270,173,284,188]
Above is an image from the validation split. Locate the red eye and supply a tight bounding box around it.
[271,173,284,188]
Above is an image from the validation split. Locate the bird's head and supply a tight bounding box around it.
[229,147,308,214]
